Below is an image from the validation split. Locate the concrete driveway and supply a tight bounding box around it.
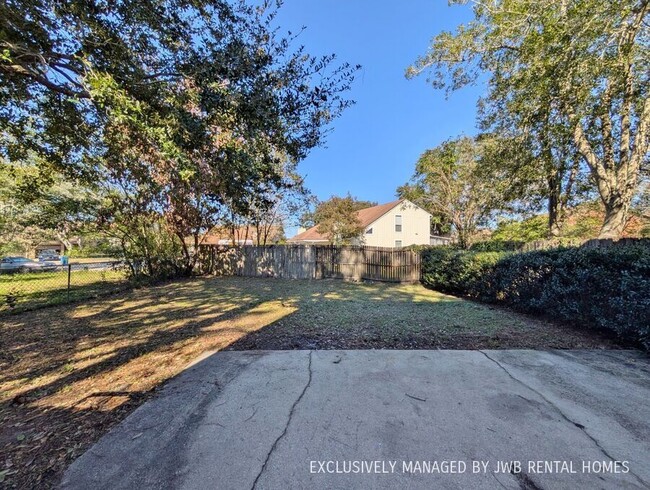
[61,350,650,490]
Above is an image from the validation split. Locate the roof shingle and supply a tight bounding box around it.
[289,199,403,242]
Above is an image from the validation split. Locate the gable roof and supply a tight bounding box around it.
[357,200,403,228]
[289,199,413,243]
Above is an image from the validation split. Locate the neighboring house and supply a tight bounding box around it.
[34,238,81,257]
[201,225,284,246]
[289,199,433,248]
[430,235,453,246]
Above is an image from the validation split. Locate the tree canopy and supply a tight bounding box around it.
[313,194,376,245]
[409,0,649,238]
[399,136,503,248]
[1,0,359,274]
[0,158,101,252]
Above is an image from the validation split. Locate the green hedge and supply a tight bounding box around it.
[469,240,524,252]
[421,245,650,348]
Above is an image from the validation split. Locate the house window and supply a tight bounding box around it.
[395,240,402,248]
[395,215,402,232]
[366,227,373,234]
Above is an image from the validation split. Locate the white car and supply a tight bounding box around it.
[0,257,58,273]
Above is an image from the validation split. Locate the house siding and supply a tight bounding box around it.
[362,201,430,247]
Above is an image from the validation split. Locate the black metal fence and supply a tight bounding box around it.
[0,261,130,314]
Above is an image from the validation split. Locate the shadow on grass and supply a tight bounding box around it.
[0,276,622,488]
[1,277,293,487]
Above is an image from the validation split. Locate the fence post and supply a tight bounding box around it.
[67,263,72,302]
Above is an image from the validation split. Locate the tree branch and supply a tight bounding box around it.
[0,63,90,98]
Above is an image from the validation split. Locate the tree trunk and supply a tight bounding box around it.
[548,214,562,238]
[55,232,73,252]
[455,223,471,249]
[542,113,562,238]
[175,231,194,276]
[572,121,639,240]
[568,63,649,240]
[600,197,630,239]
[547,175,562,238]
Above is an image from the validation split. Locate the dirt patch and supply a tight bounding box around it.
[0,276,623,488]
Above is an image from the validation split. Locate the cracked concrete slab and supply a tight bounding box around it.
[61,350,650,490]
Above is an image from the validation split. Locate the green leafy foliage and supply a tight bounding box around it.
[469,241,525,253]
[0,159,101,255]
[490,215,550,243]
[410,0,650,238]
[398,136,505,248]
[1,1,359,276]
[421,244,650,348]
[313,194,376,244]
[421,248,503,294]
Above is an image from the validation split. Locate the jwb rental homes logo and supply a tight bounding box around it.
[309,460,631,475]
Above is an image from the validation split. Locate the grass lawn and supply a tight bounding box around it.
[0,276,621,487]
[0,265,127,313]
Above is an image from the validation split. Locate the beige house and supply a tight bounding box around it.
[289,199,432,248]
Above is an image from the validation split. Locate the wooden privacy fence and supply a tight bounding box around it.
[521,237,650,251]
[198,245,422,283]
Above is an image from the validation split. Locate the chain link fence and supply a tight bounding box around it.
[0,261,130,314]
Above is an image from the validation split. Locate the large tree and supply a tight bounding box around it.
[398,137,502,249]
[1,1,359,275]
[224,164,312,246]
[313,194,376,245]
[0,158,101,254]
[478,129,592,237]
[397,182,452,236]
[409,0,649,238]
[245,184,312,246]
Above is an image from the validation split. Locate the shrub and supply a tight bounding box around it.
[67,240,121,258]
[421,247,505,295]
[470,240,524,252]
[491,215,548,242]
[421,244,650,348]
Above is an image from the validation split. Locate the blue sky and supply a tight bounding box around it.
[275,1,483,205]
